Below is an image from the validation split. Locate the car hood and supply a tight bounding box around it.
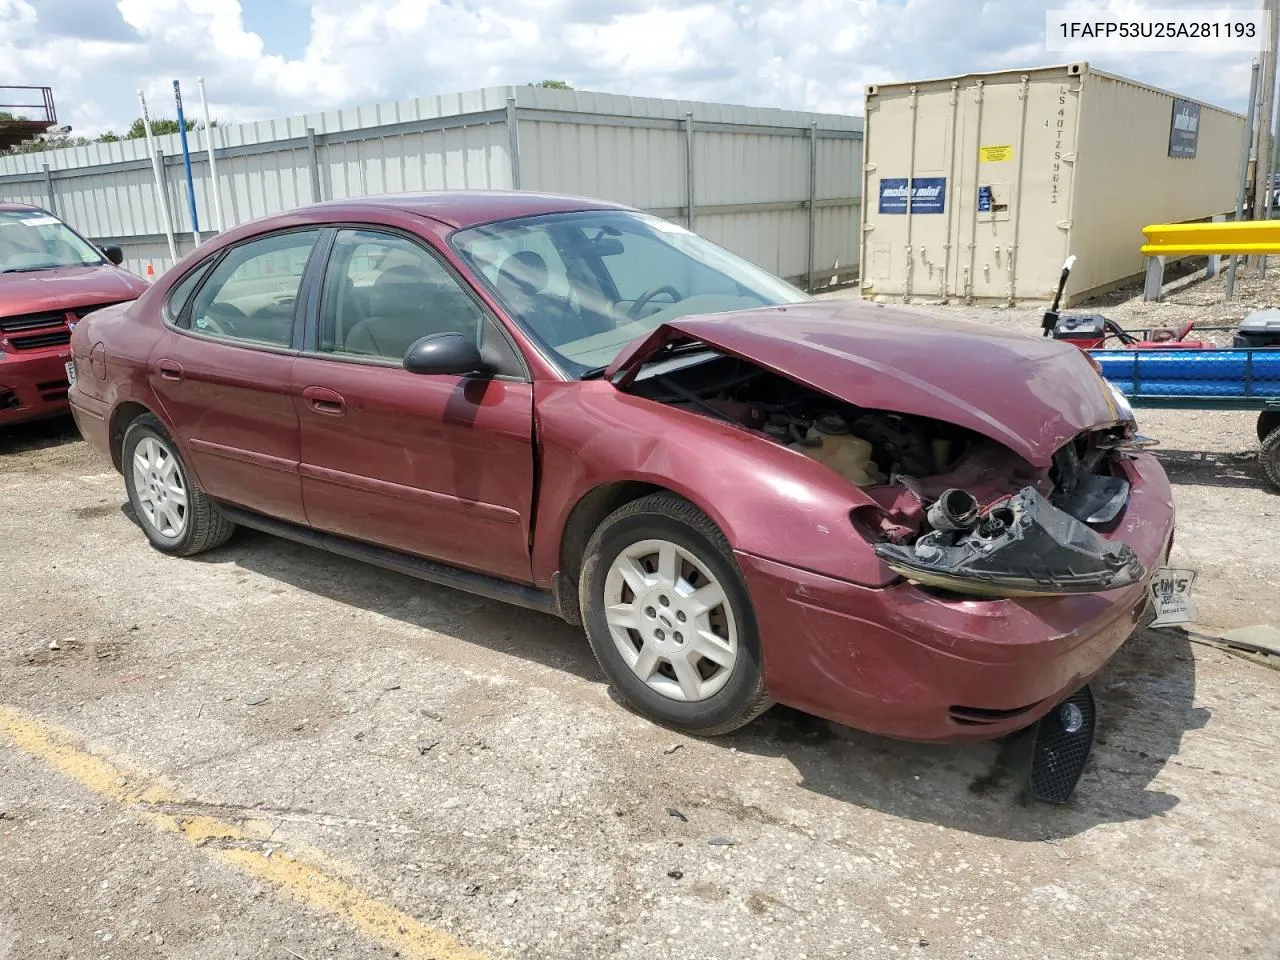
[607,299,1127,468]
[0,264,148,318]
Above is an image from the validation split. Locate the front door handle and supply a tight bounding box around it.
[302,385,346,416]
[158,359,183,382]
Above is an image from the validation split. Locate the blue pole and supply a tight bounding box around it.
[173,79,201,244]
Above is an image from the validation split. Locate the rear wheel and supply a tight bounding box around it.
[122,414,235,556]
[580,493,772,735]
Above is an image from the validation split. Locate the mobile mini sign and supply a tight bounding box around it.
[878,177,947,214]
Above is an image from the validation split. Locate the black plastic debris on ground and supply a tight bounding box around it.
[1028,685,1097,804]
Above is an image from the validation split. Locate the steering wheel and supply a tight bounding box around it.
[197,301,245,337]
[627,285,683,320]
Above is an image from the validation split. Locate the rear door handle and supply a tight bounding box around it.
[158,359,183,382]
[302,385,346,416]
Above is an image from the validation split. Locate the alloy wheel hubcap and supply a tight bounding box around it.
[132,436,188,539]
[602,538,738,702]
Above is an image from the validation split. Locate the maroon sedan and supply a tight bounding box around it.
[68,192,1173,744]
[1,203,148,427]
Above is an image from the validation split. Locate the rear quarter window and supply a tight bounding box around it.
[165,260,215,325]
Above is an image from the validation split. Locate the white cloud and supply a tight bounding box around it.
[0,0,1265,138]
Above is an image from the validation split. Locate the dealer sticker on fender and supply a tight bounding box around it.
[1148,567,1197,627]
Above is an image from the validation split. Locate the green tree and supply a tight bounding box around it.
[532,80,572,89]
[5,133,93,154]
[3,114,220,154]
[122,116,204,139]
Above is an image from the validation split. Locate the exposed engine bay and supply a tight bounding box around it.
[627,348,1145,597]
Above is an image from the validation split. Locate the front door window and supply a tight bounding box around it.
[318,229,486,361]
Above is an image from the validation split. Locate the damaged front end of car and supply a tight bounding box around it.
[871,476,1145,599]
[874,485,1143,598]
[609,309,1151,601]
[857,407,1152,598]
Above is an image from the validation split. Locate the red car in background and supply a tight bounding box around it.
[67,192,1174,771]
[1,203,148,427]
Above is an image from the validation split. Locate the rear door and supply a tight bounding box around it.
[150,229,322,524]
[291,227,536,583]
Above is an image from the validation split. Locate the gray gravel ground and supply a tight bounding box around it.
[2,270,1279,960]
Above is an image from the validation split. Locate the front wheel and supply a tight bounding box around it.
[579,493,772,735]
[122,413,235,556]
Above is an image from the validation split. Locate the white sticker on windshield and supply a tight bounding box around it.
[20,215,61,227]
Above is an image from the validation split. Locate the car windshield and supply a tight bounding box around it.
[450,210,809,376]
[0,210,105,273]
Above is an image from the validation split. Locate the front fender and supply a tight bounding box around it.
[531,380,896,589]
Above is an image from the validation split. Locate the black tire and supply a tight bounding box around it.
[122,413,235,556]
[579,492,772,736]
[1258,411,1280,444]
[1261,425,1280,492]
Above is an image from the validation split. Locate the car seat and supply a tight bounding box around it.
[344,264,482,359]
[494,251,585,346]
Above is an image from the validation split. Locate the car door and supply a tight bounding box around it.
[291,227,536,583]
[150,228,322,525]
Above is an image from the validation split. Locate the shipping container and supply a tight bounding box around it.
[860,63,1245,305]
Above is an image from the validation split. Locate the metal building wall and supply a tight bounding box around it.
[0,86,861,286]
[513,87,862,284]
[0,89,514,275]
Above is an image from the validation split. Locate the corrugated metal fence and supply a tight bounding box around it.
[0,86,863,287]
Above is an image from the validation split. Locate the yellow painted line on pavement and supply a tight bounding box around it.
[0,705,485,960]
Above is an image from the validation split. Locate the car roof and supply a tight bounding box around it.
[300,190,632,229]
[0,202,43,213]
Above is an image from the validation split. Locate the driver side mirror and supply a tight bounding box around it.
[403,332,485,376]
[100,244,124,265]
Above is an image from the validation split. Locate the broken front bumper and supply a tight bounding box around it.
[740,452,1174,743]
[873,483,1145,598]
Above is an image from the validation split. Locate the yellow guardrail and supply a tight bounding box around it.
[1141,220,1280,257]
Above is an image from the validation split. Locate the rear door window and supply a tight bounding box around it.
[187,230,321,348]
[165,260,215,323]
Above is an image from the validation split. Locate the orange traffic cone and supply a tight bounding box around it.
[146,263,156,283]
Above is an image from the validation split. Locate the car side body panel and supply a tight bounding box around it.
[148,330,306,524]
[292,357,537,583]
[529,379,898,589]
[66,302,165,464]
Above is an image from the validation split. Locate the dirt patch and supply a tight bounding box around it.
[1,329,1278,959]
[71,502,119,520]
[0,415,96,475]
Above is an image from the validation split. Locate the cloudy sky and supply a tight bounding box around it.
[0,0,1268,137]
